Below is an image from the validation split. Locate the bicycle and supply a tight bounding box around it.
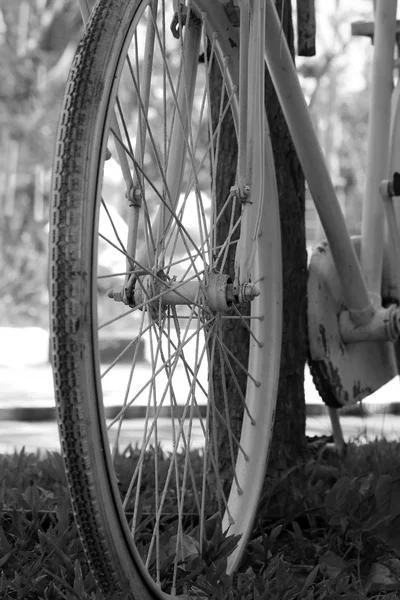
[49,0,400,597]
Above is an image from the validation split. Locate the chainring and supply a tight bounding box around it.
[307,236,398,408]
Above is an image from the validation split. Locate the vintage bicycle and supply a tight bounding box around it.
[49,0,400,597]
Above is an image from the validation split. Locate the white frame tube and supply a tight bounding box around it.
[361,0,397,303]
[263,0,372,322]
[134,14,203,271]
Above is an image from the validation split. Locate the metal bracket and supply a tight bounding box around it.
[171,1,187,39]
[339,304,400,344]
[384,172,400,196]
[126,185,142,208]
[351,19,400,42]
[230,184,251,204]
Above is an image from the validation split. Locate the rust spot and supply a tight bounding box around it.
[352,380,373,401]
[326,360,349,405]
[318,324,328,356]
[316,240,329,254]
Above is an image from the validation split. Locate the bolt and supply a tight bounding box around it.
[126,185,142,207]
[243,284,260,301]
[107,286,124,302]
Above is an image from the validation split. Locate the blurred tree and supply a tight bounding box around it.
[0,0,82,325]
[0,0,373,329]
[298,0,373,245]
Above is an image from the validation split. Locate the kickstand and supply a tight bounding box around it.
[326,407,347,458]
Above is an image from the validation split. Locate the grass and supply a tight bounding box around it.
[1,440,400,599]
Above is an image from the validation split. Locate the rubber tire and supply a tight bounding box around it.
[50,0,282,597]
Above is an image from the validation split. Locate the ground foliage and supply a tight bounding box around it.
[0,440,400,598]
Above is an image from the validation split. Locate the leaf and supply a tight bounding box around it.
[375,474,392,514]
[204,513,222,543]
[160,533,200,570]
[359,473,374,497]
[291,521,305,552]
[335,477,352,510]
[297,565,320,600]
[363,562,400,593]
[43,568,80,600]
[73,559,85,596]
[0,526,11,553]
[215,532,240,561]
[38,531,73,570]
[23,482,39,509]
[386,514,400,556]
[319,550,348,577]
[325,476,351,515]
[387,557,400,577]
[268,524,282,548]
[389,478,400,519]
[0,551,12,568]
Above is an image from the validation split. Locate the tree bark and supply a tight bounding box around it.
[209,67,244,500]
[209,0,307,489]
[266,0,308,473]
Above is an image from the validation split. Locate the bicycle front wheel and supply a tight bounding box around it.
[50,0,281,597]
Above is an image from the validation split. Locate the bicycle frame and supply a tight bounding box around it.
[77,0,400,339]
[263,0,400,342]
[361,0,397,303]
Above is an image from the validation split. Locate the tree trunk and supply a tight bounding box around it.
[266,0,308,473]
[209,64,245,500]
[209,0,307,489]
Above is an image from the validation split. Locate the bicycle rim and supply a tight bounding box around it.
[50,0,282,597]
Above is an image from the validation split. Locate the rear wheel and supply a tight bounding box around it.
[50,0,282,597]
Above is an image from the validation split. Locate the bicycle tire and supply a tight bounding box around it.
[50,0,282,597]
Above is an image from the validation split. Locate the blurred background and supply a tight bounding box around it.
[0,0,83,329]
[0,0,399,452]
[0,0,374,327]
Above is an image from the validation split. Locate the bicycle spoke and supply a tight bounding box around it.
[51,0,282,594]
[100,3,251,572]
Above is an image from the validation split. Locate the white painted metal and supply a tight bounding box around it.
[134,16,202,272]
[327,408,346,456]
[77,0,91,23]
[361,0,398,303]
[307,239,397,406]
[380,182,400,303]
[225,103,282,580]
[235,0,266,286]
[237,1,250,193]
[389,76,400,230]
[134,277,200,306]
[263,0,372,323]
[388,73,400,301]
[339,305,399,343]
[126,0,158,272]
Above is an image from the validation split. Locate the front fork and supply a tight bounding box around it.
[233,0,267,296]
[110,1,203,306]
[109,0,264,311]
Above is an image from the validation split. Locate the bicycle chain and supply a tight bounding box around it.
[307,353,343,410]
[305,263,343,410]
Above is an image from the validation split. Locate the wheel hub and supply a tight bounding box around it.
[107,270,260,314]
